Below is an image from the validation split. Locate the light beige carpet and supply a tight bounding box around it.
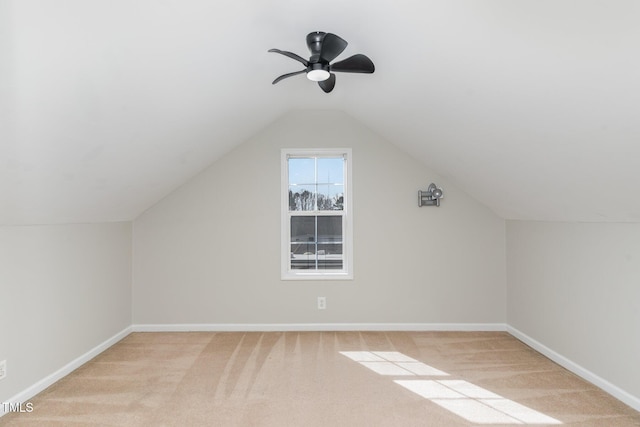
[2,331,639,426]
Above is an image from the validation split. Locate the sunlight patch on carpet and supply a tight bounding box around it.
[341,351,562,425]
[340,351,449,376]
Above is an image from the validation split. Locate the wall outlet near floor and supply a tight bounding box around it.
[317,297,326,310]
[0,360,6,380]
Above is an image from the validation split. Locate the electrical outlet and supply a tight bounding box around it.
[317,297,326,310]
[0,360,6,380]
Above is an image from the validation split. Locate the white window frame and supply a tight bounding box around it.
[281,148,353,280]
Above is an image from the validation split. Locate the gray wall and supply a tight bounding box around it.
[133,110,506,326]
[0,222,132,403]
[507,220,640,400]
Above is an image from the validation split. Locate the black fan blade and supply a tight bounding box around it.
[268,49,309,66]
[331,54,375,74]
[318,74,336,93]
[319,33,347,63]
[272,70,306,84]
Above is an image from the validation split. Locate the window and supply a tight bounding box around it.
[281,149,353,280]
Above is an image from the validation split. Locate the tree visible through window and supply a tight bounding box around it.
[282,149,352,279]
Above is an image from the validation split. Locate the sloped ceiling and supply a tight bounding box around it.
[2,0,639,225]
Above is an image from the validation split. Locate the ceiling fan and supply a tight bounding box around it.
[268,31,375,93]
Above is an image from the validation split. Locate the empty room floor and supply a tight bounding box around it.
[2,331,639,426]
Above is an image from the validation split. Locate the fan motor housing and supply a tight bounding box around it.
[308,62,329,72]
[306,31,326,60]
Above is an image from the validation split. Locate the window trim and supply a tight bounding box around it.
[281,148,353,281]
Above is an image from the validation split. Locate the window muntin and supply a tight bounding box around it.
[282,149,352,280]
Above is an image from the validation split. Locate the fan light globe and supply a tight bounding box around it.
[307,69,330,82]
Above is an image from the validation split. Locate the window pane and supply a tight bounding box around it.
[291,216,316,244]
[290,243,317,269]
[289,185,316,211]
[288,158,315,185]
[317,185,344,210]
[318,215,343,270]
[317,158,344,185]
[317,216,342,244]
[290,216,316,270]
[317,158,344,211]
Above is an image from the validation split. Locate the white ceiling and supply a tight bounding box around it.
[2,0,640,225]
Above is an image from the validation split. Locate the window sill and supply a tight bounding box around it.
[281,272,353,281]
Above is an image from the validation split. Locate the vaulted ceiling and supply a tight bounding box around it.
[2,0,639,225]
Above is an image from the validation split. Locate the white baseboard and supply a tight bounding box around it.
[507,325,640,412]
[0,326,132,418]
[132,322,507,332]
